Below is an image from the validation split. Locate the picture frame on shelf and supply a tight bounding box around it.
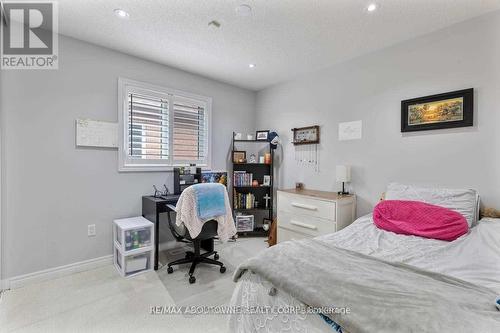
[232,151,246,163]
[256,130,270,141]
[263,175,271,186]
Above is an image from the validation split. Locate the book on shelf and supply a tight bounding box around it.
[233,192,256,209]
[233,171,253,187]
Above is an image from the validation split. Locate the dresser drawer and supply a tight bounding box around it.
[278,192,336,221]
[277,226,310,243]
[278,211,336,237]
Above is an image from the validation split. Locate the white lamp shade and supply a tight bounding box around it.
[336,165,351,182]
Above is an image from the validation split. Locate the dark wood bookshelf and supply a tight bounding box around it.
[233,186,271,189]
[232,132,274,237]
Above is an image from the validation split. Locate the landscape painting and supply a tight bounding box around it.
[408,97,464,126]
[401,88,473,132]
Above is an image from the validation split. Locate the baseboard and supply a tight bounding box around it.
[2,254,113,291]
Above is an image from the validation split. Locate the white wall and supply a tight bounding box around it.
[256,12,500,216]
[0,36,256,279]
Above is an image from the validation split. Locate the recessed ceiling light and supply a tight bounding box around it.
[236,4,252,17]
[248,64,256,69]
[367,3,378,12]
[114,9,130,19]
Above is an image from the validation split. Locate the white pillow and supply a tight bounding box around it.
[385,183,478,227]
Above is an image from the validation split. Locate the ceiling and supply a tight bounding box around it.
[56,0,500,91]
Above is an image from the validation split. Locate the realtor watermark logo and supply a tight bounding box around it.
[1,1,58,69]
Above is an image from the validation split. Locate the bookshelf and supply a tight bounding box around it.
[231,132,274,236]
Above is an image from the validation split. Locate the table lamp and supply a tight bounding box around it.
[336,165,351,195]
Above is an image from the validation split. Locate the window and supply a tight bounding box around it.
[118,78,211,171]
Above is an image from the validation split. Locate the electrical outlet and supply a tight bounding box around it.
[88,224,96,237]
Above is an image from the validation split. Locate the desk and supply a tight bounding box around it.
[142,195,214,270]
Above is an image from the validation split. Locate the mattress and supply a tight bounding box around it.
[229,214,500,332]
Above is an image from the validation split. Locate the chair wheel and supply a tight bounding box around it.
[167,266,174,274]
[220,266,226,274]
[189,276,196,284]
[214,253,219,260]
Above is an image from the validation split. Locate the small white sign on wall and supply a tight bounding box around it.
[339,120,362,141]
[76,119,118,148]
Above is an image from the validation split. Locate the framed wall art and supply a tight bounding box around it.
[401,88,473,132]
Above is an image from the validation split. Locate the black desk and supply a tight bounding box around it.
[142,195,214,270]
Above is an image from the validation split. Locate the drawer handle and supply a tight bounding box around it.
[290,220,318,230]
[291,202,318,211]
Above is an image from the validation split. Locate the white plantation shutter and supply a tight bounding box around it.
[119,78,211,171]
[128,93,169,160]
[172,97,207,163]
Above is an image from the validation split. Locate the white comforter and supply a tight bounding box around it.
[229,215,500,332]
[319,214,500,293]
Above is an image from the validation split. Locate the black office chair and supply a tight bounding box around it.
[165,204,226,284]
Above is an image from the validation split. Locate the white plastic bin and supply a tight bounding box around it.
[113,216,154,277]
[113,217,153,253]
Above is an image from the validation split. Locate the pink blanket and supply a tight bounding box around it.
[373,200,468,241]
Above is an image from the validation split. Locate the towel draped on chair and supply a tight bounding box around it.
[175,183,236,241]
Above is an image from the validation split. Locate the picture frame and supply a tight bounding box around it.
[232,151,246,163]
[401,88,473,132]
[291,125,320,145]
[256,130,270,141]
[263,175,271,186]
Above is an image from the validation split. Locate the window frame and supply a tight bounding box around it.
[118,78,212,172]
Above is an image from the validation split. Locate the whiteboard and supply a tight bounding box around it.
[339,120,362,141]
[76,119,118,148]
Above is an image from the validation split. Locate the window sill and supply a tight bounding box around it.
[118,164,210,173]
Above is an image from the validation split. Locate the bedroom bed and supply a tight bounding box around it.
[228,185,500,333]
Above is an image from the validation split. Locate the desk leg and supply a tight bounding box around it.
[154,213,160,270]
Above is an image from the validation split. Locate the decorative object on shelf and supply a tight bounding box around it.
[249,154,257,163]
[262,218,272,232]
[336,165,351,195]
[232,151,246,163]
[256,130,270,141]
[234,132,243,140]
[263,175,271,186]
[295,182,304,190]
[263,193,271,208]
[247,134,254,140]
[254,200,259,208]
[252,179,259,187]
[291,125,320,145]
[259,156,265,163]
[235,215,255,232]
[264,153,272,164]
[401,88,473,132]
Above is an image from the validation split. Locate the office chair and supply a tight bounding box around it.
[165,204,226,284]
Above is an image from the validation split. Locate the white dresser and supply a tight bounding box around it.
[277,189,356,243]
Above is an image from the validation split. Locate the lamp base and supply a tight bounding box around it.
[337,182,349,196]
